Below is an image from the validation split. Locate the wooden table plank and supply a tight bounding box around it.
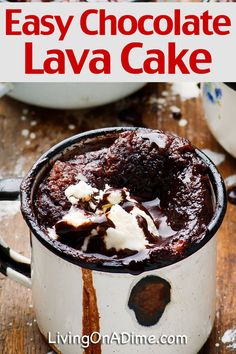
[0,83,235,354]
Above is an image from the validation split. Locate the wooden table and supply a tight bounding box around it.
[0,83,235,354]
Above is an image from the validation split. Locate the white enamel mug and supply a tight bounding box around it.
[202,83,236,158]
[0,128,226,354]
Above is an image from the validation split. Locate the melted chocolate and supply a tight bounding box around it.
[82,269,101,354]
[55,190,160,254]
[128,275,171,326]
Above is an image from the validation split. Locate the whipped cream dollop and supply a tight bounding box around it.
[105,204,158,251]
[65,180,98,204]
[49,179,160,253]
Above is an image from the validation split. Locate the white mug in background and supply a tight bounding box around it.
[0,128,226,354]
[202,83,236,158]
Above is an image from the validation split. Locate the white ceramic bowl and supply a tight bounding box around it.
[0,83,146,109]
[202,82,236,158]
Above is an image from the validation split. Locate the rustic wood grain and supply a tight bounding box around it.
[0,83,235,354]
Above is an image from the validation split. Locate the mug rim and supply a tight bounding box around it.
[20,127,227,274]
[224,82,236,91]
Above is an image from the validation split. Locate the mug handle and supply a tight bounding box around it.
[0,83,14,98]
[0,178,31,288]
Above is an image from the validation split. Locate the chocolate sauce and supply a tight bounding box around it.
[227,186,236,205]
[142,198,176,237]
[82,269,101,354]
[54,188,160,254]
[128,275,171,326]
